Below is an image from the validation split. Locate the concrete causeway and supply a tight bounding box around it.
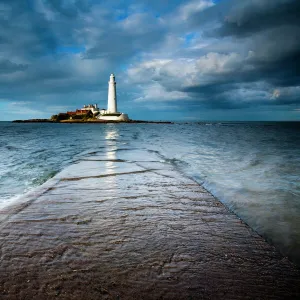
[0,149,299,299]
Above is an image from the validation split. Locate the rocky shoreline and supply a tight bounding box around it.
[12,119,54,123]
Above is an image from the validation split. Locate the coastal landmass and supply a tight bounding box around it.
[12,118,173,124]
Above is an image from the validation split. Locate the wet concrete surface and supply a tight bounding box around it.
[0,149,299,299]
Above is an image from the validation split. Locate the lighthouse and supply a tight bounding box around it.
[107,74,117,113]
[97,73,129,121]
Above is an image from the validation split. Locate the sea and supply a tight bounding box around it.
[0,121,299,266]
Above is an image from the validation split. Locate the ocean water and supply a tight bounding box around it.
[0,121,300,265]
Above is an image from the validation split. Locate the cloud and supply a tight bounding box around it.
[269,86,300,105]
[0,60,28,74]
[126,42,300,109]
[134,83,189,103]
[124,0,300,113]
[271,89,281,99]
[0,0,299,120]
[177,0,215,22]
[128,52,246,84]
[83,9,166,62]
[213,0,300,38]
[126,52,253,104]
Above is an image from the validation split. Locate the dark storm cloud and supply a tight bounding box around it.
[47,0,90,18]
[164,0,300,110]
[182,81,267,110]
[208,0,300,87]
[0,1,58,57]
[83,13,166,61]
[214,0,300,38]
[179,55,300,109]
[0,60,28,74]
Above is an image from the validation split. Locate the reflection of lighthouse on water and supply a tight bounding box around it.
[103,126,119,194]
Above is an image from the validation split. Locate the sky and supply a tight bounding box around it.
[0,0,300,121]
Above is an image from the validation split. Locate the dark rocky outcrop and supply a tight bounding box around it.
[12,119,54,123]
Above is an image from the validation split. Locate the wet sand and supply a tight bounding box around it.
[0,149,299,299]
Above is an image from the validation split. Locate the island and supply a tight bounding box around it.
[13,73,173,124]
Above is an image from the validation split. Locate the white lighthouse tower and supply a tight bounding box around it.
[98,73,129,121]
[107,74,117,113]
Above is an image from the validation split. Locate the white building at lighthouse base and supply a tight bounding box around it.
[97,73,130,122]
[98,112,129,121]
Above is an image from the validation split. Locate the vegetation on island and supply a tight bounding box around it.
[51,110,94,122]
